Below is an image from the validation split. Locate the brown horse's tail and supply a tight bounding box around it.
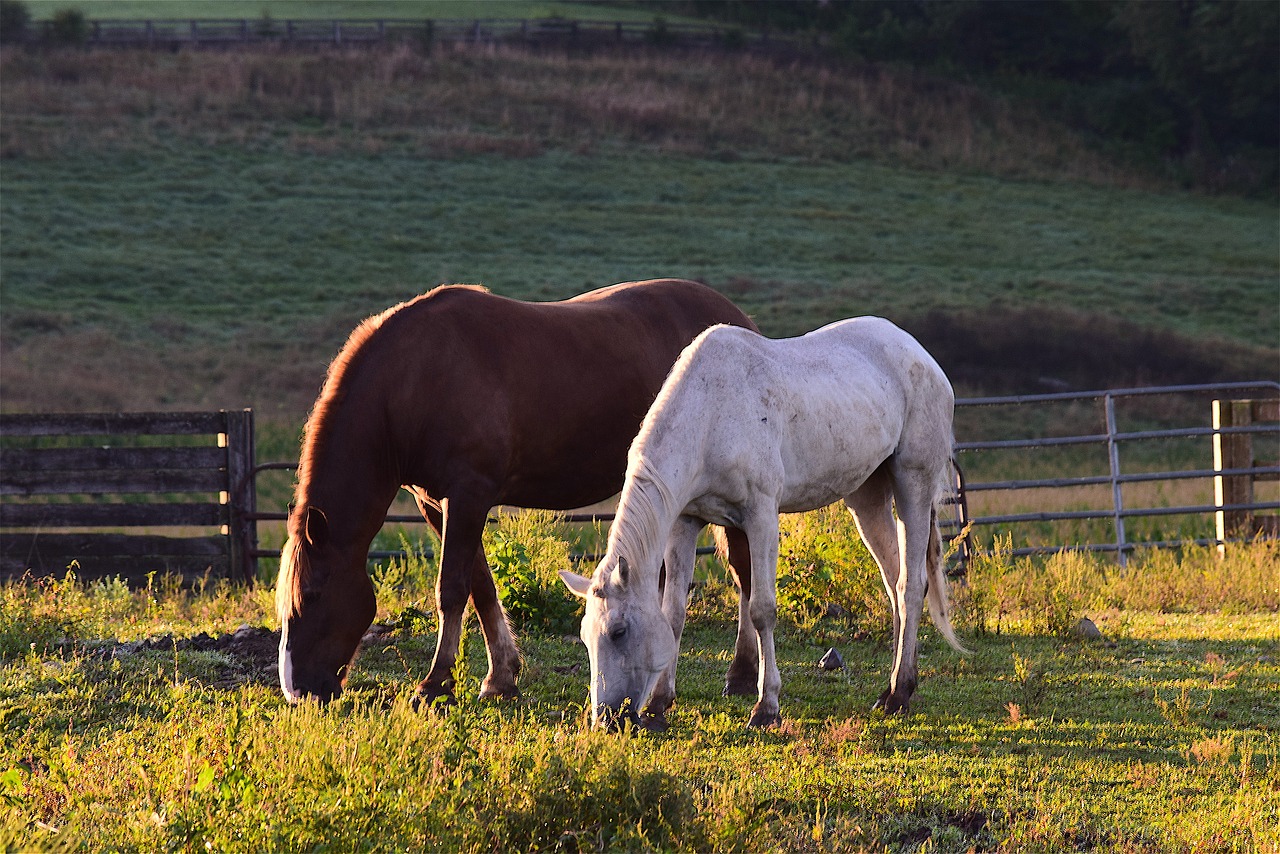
[926,507,970,654]
[712,525,730,565]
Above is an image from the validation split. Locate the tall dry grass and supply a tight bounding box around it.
[960,536,1280,636]
[0,42,1152,187]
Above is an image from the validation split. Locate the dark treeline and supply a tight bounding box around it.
[657,0,1278,193]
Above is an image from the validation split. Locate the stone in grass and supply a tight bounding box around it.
[818,648,844,671]
[1071,617,1104,642]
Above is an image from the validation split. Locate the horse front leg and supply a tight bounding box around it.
[718,525,760,697]
[417,491,521,699]
[744,508,782,729]
[644,515,703,729]
[468,546,521,700]
[414,491,497,707]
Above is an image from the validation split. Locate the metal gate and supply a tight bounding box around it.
[942,381,1280,568]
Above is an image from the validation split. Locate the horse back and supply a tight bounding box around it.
[640,317,953,512]
[367,280,755,508]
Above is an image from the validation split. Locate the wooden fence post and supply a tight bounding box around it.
[1214,398,1280,548]
[222,409,258,583]
[1215,399,1249,546]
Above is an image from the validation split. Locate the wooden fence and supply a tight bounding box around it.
[1214,397,1280,542]
[0,411,257,583]
[35,17,810,53]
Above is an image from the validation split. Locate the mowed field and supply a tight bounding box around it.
[2,18,1279,852]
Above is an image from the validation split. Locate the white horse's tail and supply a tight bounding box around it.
[927,506,971,654]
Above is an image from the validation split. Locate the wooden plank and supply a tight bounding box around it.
[1251,399,1280,421]
[1,553,229,582]
[1,532,228,559]
[0,412,226,438]
[0,502,226,528]
[1,468,227,497]
[0,446,225,473]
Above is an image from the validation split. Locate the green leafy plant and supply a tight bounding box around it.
[483,510,580,635]
[776,505,890,635]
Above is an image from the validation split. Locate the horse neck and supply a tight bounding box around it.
[607,466,680,594]
[295,410,400,549]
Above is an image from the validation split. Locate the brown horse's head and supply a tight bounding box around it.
[276,504,376,703]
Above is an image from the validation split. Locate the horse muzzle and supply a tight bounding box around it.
[279,632,342,704]
[595,702,642,733]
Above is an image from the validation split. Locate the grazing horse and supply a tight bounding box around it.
[561,317,968,729]
[276,279,758,705]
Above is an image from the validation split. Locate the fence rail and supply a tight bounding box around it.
[0,410,257,583]
[2,382,1275,584]
[247,381,1279,574]
[28,17,806,52]
[943,381,1280,565]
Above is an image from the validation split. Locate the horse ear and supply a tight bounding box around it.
[614,556,630,588]
[559,569,591,599]
[303,506,330,549]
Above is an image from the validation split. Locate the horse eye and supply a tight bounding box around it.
[609,625,627,643]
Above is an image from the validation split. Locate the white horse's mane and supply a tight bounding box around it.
[604,460,677,580]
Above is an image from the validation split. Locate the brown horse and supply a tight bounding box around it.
[276,279,760,705]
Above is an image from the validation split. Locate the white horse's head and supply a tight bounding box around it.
[560,555,677,730]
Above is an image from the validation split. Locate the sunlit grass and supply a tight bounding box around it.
[3,521,1277,851]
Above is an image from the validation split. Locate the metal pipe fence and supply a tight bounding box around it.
[248,381,1279,574]
[942,381,1280,567]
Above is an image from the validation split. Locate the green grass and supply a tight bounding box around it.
[2,533,1278,851]
[2,145,1274,414]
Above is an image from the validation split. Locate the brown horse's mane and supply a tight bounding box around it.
[276,534,309,620]
[296,284,490,503]
[278,284,490,618]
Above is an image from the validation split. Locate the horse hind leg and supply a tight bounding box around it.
[715,525,759,697]
[843,463,903,711]
[878,463,938,714]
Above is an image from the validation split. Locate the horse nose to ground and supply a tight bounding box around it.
[597,705,641,733]
[278,629,342,704]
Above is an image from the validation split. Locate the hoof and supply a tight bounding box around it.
[871,689,910,715]
[412,684,456,713]
[723,675,758,697]
[478,683,520,701]
[638,711,669,732]
[747,708,782,729]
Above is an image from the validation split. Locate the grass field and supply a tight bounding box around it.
[2,43,1276,417]
[2,143,1274,415]
[2,524,1278,852]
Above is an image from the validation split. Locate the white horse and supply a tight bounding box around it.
[560,317,968,729]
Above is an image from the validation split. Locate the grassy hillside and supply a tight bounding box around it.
[1,45,1276,419]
